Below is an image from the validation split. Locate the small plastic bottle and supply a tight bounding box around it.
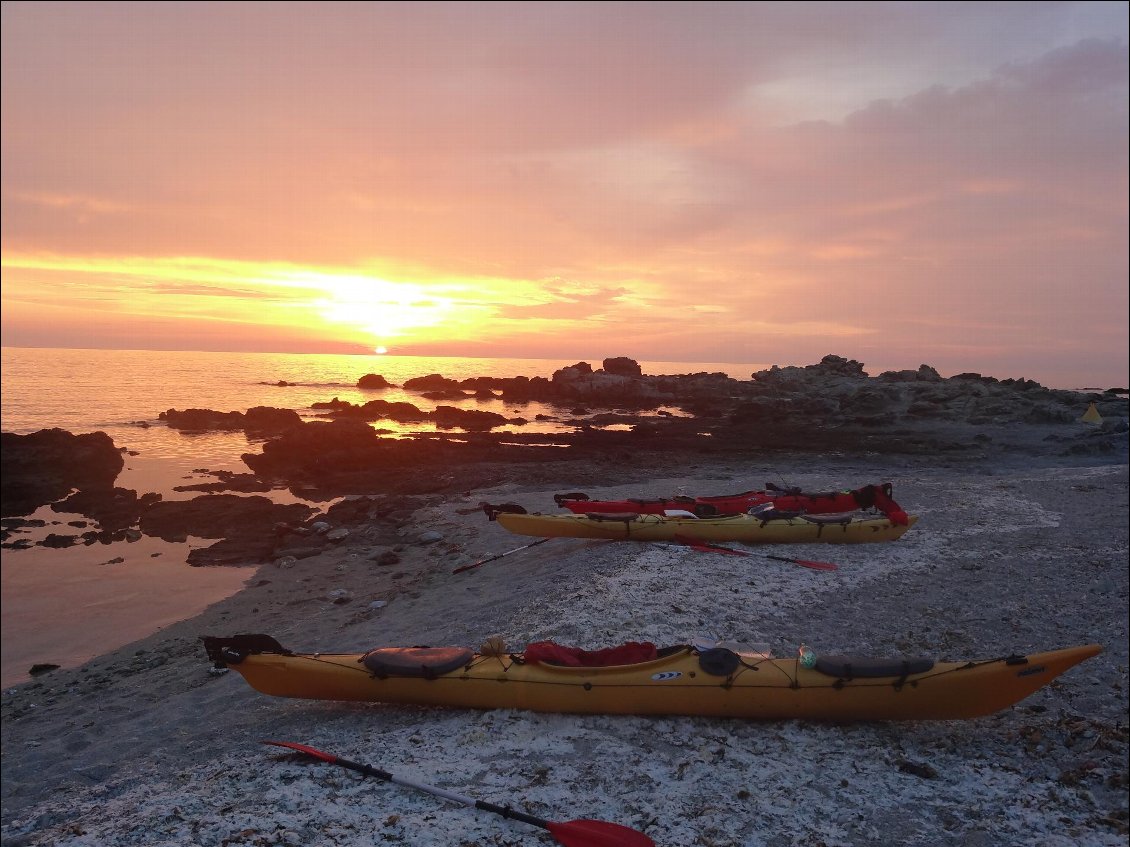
[798,644,817,668]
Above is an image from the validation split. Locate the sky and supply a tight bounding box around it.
[1,1,1127,389]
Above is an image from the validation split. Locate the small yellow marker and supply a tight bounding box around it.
[1080,401,1103,424]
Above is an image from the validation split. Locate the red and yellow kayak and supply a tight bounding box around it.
[486,507,918,543]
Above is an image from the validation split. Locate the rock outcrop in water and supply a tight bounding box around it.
[225,354,1129,499]
[159,406,302,433]
[138,494,314,566]
[0,429,125,518]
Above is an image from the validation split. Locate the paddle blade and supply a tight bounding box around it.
[547,819,656,847]
[794,558,838,571]
[262,739,338,763]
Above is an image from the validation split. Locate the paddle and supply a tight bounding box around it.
[671,534,838,571]
[672,535,750,557]
[263,741,655,847]
[453,537,553,574]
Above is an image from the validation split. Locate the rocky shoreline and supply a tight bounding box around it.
[4,355,1127,567]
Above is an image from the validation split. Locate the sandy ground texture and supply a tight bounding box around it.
[1,444,1128,846]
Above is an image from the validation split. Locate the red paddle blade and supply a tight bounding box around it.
[793,559,838,571]
[262,740,338,763]
[547,819,656,847]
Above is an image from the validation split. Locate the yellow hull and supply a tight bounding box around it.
[494,511,918,543]
[216,643,1100,722]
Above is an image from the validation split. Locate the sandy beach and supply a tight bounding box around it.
[1,433,1127,847]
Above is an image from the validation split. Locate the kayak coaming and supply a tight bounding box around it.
[493,511,919,543]
[213,642,1101,722]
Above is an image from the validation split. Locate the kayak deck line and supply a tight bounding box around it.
[488,508,919,544]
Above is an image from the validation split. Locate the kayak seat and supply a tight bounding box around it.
[813,656,935,679]
[525,640,659,666]
[585,511,641,522]
[361,646,474,679]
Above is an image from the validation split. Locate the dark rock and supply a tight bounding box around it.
[42,533,78,548]
[160,408,246,430]
[431,406,509,431]
[420,389,471,401]
[244,406,302,433]
[403,373,461,391]
[602,357,642,377]
[311,397,352,410]
[358,373,395,389]
[51,487,160,532]
[161,406,300,436]
[327,398,427,422]
[808,355,867,377]
[552,365,592,384]
[174,471,271,494]
[186,536,279,567]
[1,429,124,518]
[897,759,939,779]
[139,494,312,540]
[272,542,326,560]
[951,372,998,384]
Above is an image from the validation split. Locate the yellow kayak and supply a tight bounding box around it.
[488,508,918,543]
[203,635,1100,722]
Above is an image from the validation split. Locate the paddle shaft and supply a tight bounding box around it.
[453,537,552,574]
[665,536,838,570]
[327,753,551,828]
[762,553,838,571]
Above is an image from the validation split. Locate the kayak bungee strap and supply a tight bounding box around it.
[584,512,642,523]
[812,656,935,681]
[799,514,854,526]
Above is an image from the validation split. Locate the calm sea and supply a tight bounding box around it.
[0,346,764,685]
